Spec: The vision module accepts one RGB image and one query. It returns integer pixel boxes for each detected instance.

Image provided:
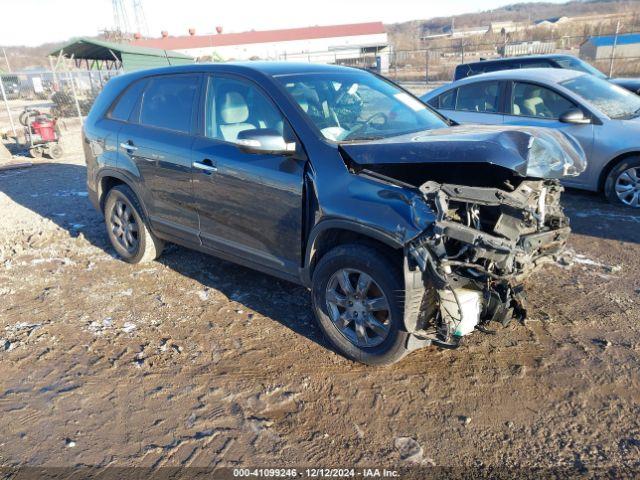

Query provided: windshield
[555,57,608,79]
[276,72,446,142]
[561,74,640,119]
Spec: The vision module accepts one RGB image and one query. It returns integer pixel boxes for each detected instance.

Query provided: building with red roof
[130,22,389,72]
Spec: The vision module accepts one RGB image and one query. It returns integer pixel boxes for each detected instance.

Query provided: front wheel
[103,185,164,263]
[604,157,640,208]
[311,244,409,365]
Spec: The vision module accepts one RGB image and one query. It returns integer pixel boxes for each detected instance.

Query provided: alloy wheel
[109,200,139,253]
[615,167,640,207]
[325,268,391,348]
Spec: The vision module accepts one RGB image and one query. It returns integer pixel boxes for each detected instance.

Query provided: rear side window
[428,89,456,110]
[454,65,472,80]
[109,79,146,122]
[455,81,500,113]
[519,61,552,69]
[140,75,199,133]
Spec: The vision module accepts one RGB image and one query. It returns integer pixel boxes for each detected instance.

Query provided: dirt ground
[0,130,639,477]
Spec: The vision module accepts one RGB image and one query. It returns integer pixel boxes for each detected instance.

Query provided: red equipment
[22,110,63,159]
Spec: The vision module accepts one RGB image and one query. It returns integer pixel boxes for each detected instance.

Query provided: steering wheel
[343,112,388,140]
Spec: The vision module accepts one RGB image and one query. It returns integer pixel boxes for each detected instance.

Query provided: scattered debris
[394,437,424,463]
[593,338,612,349]
[122,322,137,334]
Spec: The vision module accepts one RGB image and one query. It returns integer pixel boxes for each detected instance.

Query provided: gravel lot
[1,131,639,475]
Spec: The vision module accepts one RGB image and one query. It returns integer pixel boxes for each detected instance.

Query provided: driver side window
[510,82,576,119]
[205,76,285,143]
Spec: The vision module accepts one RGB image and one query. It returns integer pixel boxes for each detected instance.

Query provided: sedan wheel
[614,166,640,207]
[325,268,391,348]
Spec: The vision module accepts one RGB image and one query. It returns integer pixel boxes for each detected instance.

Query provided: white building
[131,22,390,72]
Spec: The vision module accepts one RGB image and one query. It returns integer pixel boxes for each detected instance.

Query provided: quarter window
[431,89,456,110]
[139,75,199,133]
[204,76,285,143]
[109,79,146,122]
[510,82,576,118]
[455,82,500,113]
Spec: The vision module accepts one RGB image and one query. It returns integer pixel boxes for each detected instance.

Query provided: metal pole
[65,56,83,122]
[0,76,17,138]
[2,47,11,72]
[609,20,620,78]
[425,50,429,84]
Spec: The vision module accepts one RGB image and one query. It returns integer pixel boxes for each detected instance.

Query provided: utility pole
[425,50,429,84]
[131,0,149,36]
[112,0,131,40]
[609,20,621,78]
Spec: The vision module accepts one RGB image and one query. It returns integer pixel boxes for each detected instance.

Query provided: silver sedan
[421,68,640,207]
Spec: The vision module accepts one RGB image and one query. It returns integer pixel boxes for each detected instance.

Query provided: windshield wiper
[339,135,385,143]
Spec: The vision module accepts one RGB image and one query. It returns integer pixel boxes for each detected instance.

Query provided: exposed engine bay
[337,124,585,348]
[407,178,569,347]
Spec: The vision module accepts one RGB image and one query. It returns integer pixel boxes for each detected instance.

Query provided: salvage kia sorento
[84,63,586,365]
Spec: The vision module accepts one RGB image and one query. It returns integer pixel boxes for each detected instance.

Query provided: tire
[103,185,164,263]
[29,146,43,158]
[47,143,63,159]
[19,111,31,127]
[604,156,640,208]
[311,244,409,365]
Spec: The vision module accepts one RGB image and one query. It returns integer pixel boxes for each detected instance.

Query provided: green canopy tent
[49,37,194,72]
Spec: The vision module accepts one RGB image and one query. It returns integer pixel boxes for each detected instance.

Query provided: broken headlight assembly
[526,134,587,179]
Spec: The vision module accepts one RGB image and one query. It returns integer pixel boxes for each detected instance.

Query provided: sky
[0,0,569,47]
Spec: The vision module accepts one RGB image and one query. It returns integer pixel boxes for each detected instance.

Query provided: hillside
[388,0,640,49]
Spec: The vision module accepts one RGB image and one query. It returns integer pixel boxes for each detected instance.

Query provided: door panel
[122,73,201,241]
[118,125,198,238]
[191,139,305,273]
[191,74,305,275]
[442,109,504,125]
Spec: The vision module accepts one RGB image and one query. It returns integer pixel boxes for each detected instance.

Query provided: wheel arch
[598,151,640,192]
[301,220,404,286]
[96,170,149,220]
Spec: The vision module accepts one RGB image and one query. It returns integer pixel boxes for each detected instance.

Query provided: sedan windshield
[561,74,640,119]
[276,72,446,142]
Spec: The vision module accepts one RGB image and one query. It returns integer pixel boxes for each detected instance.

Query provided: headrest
[220,91,249,124]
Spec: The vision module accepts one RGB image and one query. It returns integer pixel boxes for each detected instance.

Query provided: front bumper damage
[403,178,569,348]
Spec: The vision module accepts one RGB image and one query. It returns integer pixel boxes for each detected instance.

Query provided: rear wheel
[311,244,409,365]
[47,143,63,159]
[605,157,640,208]
[104,185,164,263]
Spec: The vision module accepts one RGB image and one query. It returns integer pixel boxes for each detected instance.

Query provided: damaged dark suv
[84,63,586,365]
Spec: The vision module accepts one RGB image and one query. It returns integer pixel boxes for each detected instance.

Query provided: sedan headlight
[526,134,587,179]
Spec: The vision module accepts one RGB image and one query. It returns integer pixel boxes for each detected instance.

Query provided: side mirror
[236,128,296,155]
[559,108,591,125]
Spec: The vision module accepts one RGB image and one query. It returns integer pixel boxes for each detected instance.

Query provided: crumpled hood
[340,124,586,178]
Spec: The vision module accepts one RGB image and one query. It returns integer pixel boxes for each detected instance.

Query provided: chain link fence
[386,30,640,83]
[1,68,120,150]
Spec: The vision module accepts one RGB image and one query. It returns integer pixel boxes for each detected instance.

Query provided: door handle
[120,142,138,151]
[192,159,217,174]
